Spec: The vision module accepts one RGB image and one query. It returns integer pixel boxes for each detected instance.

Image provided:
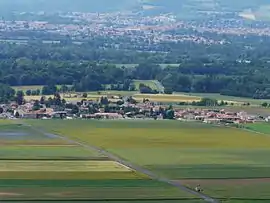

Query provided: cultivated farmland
[0,120,199,201]
[26,119,270,202]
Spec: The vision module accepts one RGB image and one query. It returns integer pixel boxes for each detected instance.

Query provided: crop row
[0,171,147,180]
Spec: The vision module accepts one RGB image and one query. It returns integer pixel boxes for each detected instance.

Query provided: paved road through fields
[27,124,219,203]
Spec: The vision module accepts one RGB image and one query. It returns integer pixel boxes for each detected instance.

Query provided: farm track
[25,124,219,203]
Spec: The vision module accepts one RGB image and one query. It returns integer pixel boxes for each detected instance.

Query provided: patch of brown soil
[46,192,76,197]
[174,178,270,186]
[0,192,23,196]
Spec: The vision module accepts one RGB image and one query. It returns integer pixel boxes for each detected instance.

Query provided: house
[203,118,220,124]
[81,113,123,119]
[94,113,123,119]
[21,108,54,119]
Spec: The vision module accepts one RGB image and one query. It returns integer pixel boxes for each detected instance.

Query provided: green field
[0,120,198,201]
[133,80,164,92]
[245,122,270,134]
[13,84,270,107]
[133,93,200,102]
[179,92,270,105]
[12,85,43,92]
[25,119,270,202]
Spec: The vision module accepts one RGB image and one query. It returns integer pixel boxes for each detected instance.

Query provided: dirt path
[26,124,219,203]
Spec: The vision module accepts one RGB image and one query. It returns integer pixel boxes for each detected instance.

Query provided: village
[0,92,266,126]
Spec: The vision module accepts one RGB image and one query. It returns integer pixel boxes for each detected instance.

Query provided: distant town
[0,11,270,48]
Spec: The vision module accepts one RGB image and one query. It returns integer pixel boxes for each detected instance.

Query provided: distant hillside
[142,0,270,12]
[0,0,270,20]
[0,0,138,13]
[140,0,270,20]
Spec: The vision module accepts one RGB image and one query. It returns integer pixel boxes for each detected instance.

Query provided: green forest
[1,31,270,99]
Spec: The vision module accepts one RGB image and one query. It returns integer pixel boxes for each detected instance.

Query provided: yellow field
[0,160,131,172]
[133,93,201,102]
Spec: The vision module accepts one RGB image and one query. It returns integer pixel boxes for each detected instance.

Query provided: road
[28,124,220,203]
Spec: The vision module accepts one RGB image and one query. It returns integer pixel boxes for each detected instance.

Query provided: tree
[32,100,40,111]
[165,109,175,119]
[104,105,110,113]
[36,89,41,95]
[26,90,32,96]
[0,84,15,103]
[100,96,109,105]
[82,93,88,98]
[53,93,62,106]
[16,91,24,105]
[219,100,225,106]
[45,97,53,107]
[71,105,79,114]
[15,111,20,118]
[40,96,46,104]
[198,98,218,106]
[123,79,132,91]
[129,83,136,91]
[31,90,37,95]
[60,85,69,93]
[262,102,268,107]
[42,84,57,95]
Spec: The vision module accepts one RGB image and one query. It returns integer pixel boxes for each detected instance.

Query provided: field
[12,84,270,107]
[115,64,180,69]
[179,92,270,105]
[24,119,270,203]
[12,85,43,92]
[0,120,200,201]
[245,122,270,134]
[133,80,164,92]
[133,93,200,103]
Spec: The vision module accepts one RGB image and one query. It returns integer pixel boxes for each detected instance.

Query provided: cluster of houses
[0,96,264,125]
[175,109,257,124]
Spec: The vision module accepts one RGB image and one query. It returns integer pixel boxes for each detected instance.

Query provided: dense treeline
[2,33,270,63]
[0,84,15,103]
[1,33,270,98]
[1,57,270,98]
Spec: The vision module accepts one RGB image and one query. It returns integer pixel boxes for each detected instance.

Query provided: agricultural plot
[0,120,198,201]
[245,122,270,135]
[12,85,43,92]
[178,92,270,105]
[134,93,200,103]
[133,80,164,92]
[27,119,270,202]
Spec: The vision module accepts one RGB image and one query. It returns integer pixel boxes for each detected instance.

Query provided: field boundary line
[26,123,219,203]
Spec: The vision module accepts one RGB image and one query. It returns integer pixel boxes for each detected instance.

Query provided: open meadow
[179,92,270,106]
[25,119,270,203]
[245,122,270,135]
[0,120,199,201]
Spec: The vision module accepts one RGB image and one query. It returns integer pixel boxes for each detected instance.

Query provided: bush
[26,90,32,96]
[82,93,88,98]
